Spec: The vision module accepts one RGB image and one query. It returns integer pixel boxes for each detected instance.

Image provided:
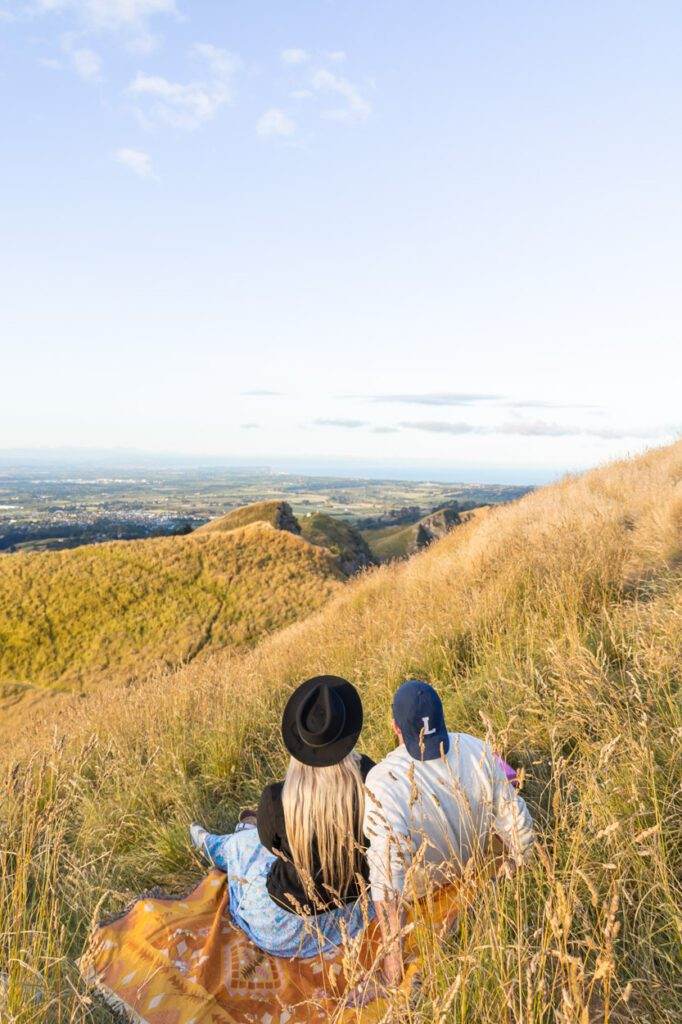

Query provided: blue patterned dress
[203,824,374,958]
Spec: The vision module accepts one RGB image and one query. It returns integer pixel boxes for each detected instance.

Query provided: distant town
[0,462,532,555]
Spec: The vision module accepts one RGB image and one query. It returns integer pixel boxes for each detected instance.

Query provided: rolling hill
[1,442,680,1022]
[0,518,342,696]
[362,503,490,560]
[193,499,301,536]
[298,510,377,575]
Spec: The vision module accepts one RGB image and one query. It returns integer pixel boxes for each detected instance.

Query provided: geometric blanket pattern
[79,869,463,1024]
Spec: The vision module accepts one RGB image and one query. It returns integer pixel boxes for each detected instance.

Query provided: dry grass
[0,522,342,695]
[0,441,680,1022]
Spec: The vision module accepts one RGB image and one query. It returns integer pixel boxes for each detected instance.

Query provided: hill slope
[363,503,489,560]
[1,442,680,1022]
[193,499,301,536]
[298,511,377,575]
[0,521,342,694]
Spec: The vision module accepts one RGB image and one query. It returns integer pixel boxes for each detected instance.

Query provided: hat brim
[282,675,363,767]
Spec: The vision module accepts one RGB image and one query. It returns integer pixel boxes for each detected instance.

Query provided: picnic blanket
[79,869,465,1024]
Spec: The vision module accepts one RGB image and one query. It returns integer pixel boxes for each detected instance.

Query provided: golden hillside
[193,499,300,536]
[0,520,342,696]
[363,503,490,560]
[1,442,680,1022]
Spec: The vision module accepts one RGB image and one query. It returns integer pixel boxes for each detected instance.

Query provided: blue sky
[1,1,680,483]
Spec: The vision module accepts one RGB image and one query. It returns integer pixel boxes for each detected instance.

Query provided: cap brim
[282,675,363,767]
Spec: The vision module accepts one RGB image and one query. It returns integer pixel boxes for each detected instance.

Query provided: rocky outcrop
[298,513,377,577]
[415,507,462,549]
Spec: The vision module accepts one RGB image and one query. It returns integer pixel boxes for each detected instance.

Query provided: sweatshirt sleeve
[362,768,411,903]
[489,750,534,864]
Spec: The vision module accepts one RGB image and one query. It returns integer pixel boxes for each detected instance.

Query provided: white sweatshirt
[363,732,534,902]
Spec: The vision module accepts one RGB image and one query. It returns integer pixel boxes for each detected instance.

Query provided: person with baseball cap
[362,679,534,988]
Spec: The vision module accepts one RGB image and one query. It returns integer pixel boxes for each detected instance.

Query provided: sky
[1,1,680,484]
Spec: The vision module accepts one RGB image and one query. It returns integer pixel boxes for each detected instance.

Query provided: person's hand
[497,858,517,880]
[382,949,404,986]
[345,977,389,1009]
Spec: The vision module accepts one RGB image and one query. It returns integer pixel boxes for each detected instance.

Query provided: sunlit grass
[0,441,680,1021]
[0,521,342,694]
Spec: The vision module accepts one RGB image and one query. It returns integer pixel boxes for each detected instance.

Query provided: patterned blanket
[79,869,464,1024]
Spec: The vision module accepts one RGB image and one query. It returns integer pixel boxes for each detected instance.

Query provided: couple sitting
[189,674,534,993]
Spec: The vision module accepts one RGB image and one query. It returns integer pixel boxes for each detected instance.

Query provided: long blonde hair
[282,751,365,901]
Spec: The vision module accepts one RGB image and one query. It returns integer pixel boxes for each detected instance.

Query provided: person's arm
[363,773,410,982]
[488,748,534,866]
[374,897,405,984]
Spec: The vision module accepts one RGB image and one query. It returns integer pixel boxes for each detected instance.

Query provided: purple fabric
[495,754,518,786]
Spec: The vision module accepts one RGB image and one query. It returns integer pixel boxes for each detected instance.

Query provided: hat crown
[282,675,363,768]
[296,681,346,748]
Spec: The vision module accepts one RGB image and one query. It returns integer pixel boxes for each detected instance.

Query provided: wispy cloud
[57,31,102,80]
[497,420,675,440]
[256,108,295,138]
[241,422,260,430]
[400,419,674,440]
[281,48,309,65]
[115,147,155,179]
[371,426,400,434]
[290,89,312,100]
[372,392,502,406]
[241,389,283,397]
[70,45,101,79]
[503,400,599,411]
[36,0,177,31]
[128,44,240,129]
[400,421,478,435]
[325,50,347,63]
[314,418,368,428]
[35,0,176,53]
[311,68,370,122]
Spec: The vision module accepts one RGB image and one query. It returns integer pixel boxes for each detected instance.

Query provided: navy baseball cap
[392,680,450,761]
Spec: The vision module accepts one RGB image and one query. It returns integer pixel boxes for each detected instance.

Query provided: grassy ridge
[298,511,376,573]
[193,499,300,535]
[362,505,489,561]
[0,442,680,1022]
[0,522,341,693]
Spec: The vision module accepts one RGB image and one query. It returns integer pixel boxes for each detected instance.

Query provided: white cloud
[281,48,309,65]
[372,392,501,406]
[256,107,295,137]
[70,46,101,79]
[115,147,155,178]
[125,31,158,55]
[314,418,367,428]
[36,0,177,31]
[398,419,673,440]
[128,44,240,129]
[311,68,370,122]
[34,0,176,55]
[290,89,312,100]
[57,32,102,80]
[325,50,347,63]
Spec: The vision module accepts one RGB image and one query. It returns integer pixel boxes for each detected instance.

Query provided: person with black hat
[361,679,534,990]
[189,675,376,958]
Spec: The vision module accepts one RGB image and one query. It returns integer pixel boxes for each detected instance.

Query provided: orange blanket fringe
[80,869,463,1024]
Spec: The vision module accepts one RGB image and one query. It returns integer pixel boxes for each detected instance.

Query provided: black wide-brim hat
[281,675,363,768]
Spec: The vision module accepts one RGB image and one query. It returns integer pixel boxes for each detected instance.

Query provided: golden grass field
[0,441,680,1022]
[0,520,342,696]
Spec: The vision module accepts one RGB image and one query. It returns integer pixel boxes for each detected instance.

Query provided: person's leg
[189,820,257,870]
